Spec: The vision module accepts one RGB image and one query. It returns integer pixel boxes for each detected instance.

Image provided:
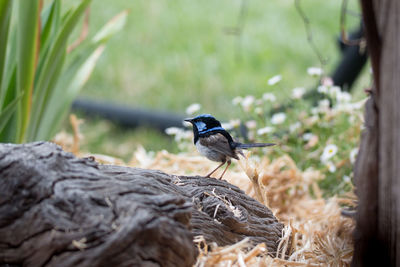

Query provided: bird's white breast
[195,141,222,162]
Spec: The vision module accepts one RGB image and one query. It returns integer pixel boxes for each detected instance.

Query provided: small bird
[185,114,275,179]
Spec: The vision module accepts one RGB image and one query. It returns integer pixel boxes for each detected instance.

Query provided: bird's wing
[199,133,239,160]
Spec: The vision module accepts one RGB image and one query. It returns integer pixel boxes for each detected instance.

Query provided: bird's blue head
[184,114,225,140]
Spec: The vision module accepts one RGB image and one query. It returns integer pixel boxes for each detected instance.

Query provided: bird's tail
[234,142,276,149]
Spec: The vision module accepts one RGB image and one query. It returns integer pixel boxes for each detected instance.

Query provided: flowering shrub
[167,68,366,195]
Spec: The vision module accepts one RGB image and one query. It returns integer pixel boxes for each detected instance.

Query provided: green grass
[65,0,366,159]
[73,116,178,161]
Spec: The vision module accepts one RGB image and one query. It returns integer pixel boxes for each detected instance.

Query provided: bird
[184,114,275,179]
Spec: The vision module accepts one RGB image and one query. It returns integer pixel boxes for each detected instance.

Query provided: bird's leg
[206,161,226,178]
[219,160,231,180]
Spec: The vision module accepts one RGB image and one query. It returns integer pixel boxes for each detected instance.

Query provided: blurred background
[65,0,368,160]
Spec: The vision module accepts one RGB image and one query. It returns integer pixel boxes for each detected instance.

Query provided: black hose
[71,98,185,131]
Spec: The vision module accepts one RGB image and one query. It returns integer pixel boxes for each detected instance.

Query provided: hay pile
[129,148,356,266]
[54,116,356,266]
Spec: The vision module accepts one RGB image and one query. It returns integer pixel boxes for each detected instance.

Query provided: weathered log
[0,142,283,267]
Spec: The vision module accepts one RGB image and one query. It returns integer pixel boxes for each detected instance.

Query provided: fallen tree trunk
[0,142,283,267]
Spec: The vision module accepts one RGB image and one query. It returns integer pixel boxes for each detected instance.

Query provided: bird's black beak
[184,118,193,123]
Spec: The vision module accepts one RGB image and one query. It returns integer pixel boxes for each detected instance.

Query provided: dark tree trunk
[0,142,283,267]
[353,0,400,266]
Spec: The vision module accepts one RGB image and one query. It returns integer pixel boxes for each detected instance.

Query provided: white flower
[229,119,241,128]
[255,99,264,105]
[289,122,301,132]
[318,99,330,109]
[181,130,193,140]
[302,132,314,141]
[320,144,338,162]
[257,126,274,135]
[307,67,323,76]
[329,86,341,97]
[311,107,319,115]
[292,87,306,99]
[267,75,282,86]
[245,120,257,129]
[336,91,352,103]
[165,127,181,135]
[221,122,233,130]
[232,96,243,106]
[185,103,201,115]
[241,95,255,111]
[248,131,255,141]
[350,148,358,164]
[262,93,276,102]
[271,112,286,125]
[322,77,334,86]
[305,115,319,125]
[317,85,328,94]
[166,127,191,142]
[254,107,263,115]
[326,161,337,173]
[335,102,351,112]
[343,175,351,183]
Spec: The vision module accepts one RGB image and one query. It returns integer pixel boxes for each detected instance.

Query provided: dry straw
[54,117,356,266]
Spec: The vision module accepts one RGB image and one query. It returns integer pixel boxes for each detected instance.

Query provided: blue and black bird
[185,114,275,179]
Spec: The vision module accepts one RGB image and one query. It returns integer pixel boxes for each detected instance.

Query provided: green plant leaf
[40,0,60,47]
[38,10,128,140]
[38,45,106,140]
[0,0,12,94]
[0,29,18,142]
[16,0,40,142]
[0,0,125,143]
[92,10,128,44]
[29,0,91,141]
[2,65,16,111]
[0,28,16,106]
[36,0,61,79]
[0,92,22,134]
[0,66,17,141]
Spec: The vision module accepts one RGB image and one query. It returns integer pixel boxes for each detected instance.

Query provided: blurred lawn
[74,117,179,161]
[66,0,366,158]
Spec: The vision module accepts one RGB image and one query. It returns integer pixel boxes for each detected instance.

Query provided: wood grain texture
[377,0,400,265]
[352,97,381,266]
[354,0,400,266]
[0,142,283,267]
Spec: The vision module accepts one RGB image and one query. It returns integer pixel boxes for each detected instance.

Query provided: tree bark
[353,0,400,266]
[0,142,283,267]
